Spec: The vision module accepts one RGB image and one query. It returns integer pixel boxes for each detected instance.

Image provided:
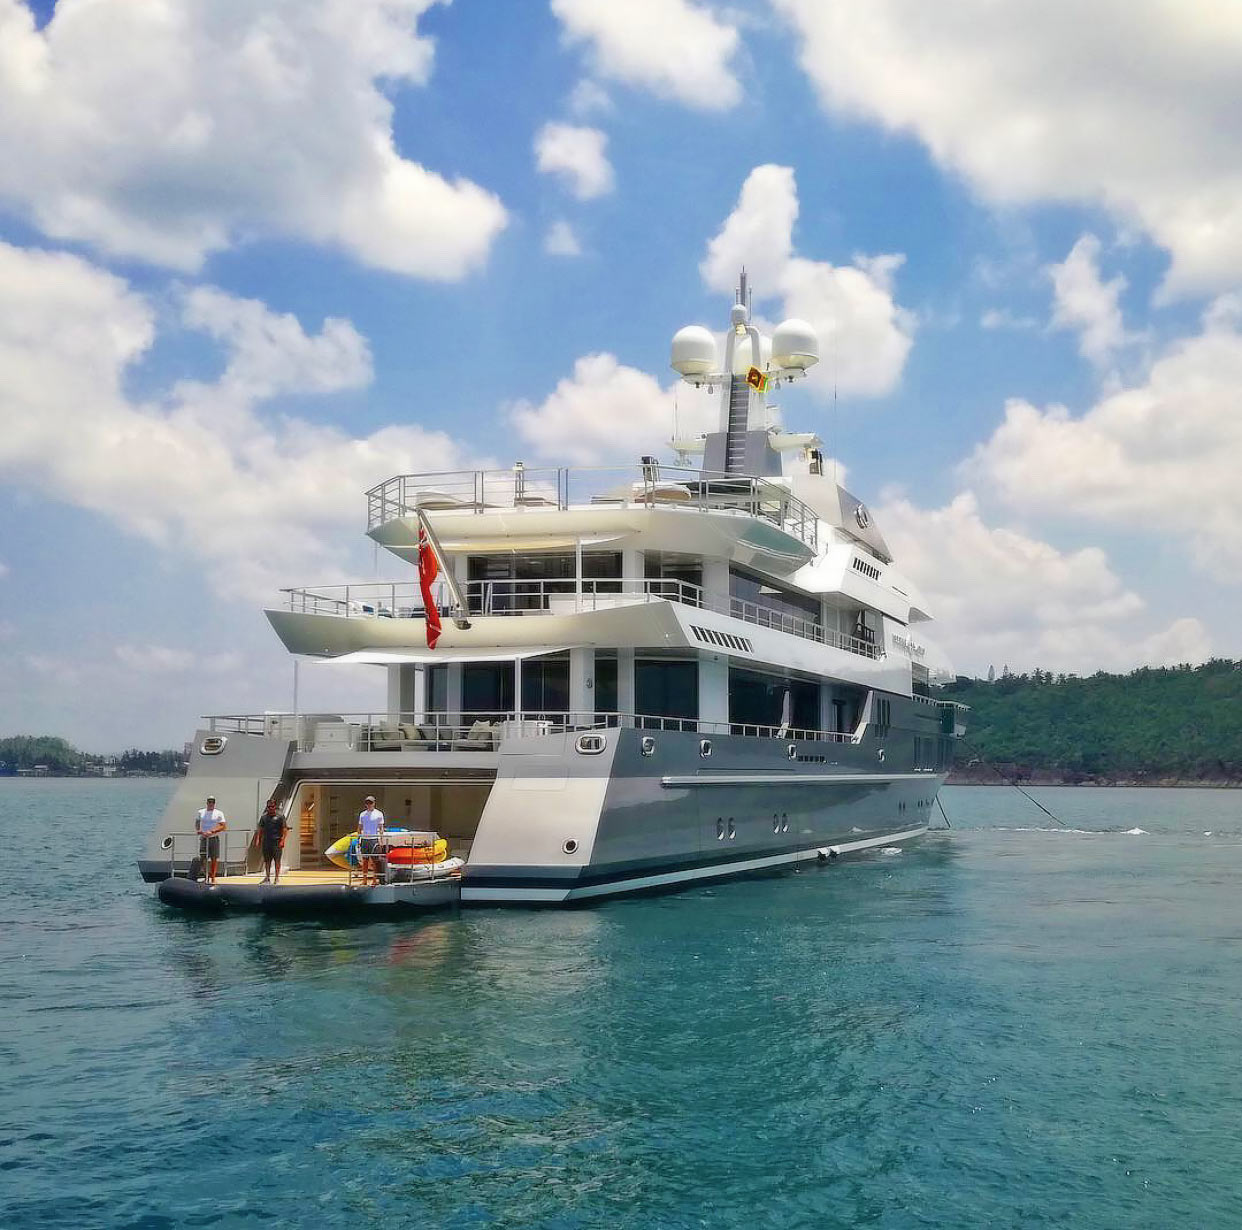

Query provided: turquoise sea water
[2,780,1242,1228]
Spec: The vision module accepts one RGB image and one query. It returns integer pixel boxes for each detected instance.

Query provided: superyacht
[141,273,965,909]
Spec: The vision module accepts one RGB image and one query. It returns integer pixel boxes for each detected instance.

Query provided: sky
[2,0,1240,750]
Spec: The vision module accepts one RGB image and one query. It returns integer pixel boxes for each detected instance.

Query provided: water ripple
[2,781,1242,1227]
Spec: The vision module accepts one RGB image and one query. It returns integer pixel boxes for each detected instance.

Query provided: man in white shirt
[195,796,227,884]
[356,795,385,886]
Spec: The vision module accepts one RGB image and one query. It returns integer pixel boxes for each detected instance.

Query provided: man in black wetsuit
[252,799,289,884]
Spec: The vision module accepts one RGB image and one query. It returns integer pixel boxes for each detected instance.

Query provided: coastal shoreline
[948,773,1241,789]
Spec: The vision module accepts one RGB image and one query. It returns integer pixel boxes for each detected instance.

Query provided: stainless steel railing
[166,829,253,879]
[280,577,702,618]
[204,710,864,752]
[279,576,882,660]
[364,464,820,552]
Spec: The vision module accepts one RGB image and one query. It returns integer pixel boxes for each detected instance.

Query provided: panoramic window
[426,664,449,716]
[594,653,618,719]
[644,551,703,602]
[635,658,698,725]
[729,667,819,732]
[462,662,513,719]
[467,551,621,611]
[828,685,866,734]
[729,567,821,632]
[521,652,569,718]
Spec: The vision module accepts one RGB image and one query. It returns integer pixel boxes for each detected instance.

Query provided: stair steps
[724,376,749,473]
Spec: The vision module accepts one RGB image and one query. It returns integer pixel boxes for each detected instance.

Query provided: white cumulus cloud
[551,0,740,111]
[544,220,584,257]
[507,352,716,466]
[0,241,481,600]
[773,0,1242,298]
[1048,234,1130,368]
[179,285,372,404]
[0,0,507,277]
[534,123,615,200]
[878,491,1211,675]
[568,78,613,116]
[968,296,1242,580]
[702,165,915,398]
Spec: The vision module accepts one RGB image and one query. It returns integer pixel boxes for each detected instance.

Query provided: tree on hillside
[0,735,89,773]
[943,659,1242,781]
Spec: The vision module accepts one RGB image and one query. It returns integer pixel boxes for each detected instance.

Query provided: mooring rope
[934,794,952,829]
[961,742,1070,828]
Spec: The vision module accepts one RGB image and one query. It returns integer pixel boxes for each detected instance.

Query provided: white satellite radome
[772,318,820,371]
[670,325,718,377]
[729,329,771,376]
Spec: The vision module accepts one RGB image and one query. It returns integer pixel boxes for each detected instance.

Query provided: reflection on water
[3,781,1242,1228]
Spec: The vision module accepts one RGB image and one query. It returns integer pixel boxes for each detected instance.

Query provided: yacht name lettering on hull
[891,634,926,659]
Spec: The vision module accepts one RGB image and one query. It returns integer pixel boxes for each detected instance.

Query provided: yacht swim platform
[155,867,462,914]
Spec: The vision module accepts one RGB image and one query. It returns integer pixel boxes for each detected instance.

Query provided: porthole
[562,839,579,855]
[200,735,227,755]
[160,835,174,850]
[575,733,606,755]
[781,814,789,833]
[787,743,798,760]
[699,739,712,758]
[716,818,725,841]
[640,736,656,757]
[877,748,885,762]
[772,813,780,834]
[727,817,736,840]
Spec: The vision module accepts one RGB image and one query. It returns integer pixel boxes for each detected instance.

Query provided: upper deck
[365,464,820,569]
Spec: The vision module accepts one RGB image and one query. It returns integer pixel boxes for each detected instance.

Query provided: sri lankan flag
[746,366,768,392]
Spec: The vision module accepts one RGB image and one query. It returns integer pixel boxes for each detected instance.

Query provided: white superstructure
[141,274,964,905]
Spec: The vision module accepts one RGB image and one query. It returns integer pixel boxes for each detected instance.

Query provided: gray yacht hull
[140,699,952,904]
[461,724,943,903]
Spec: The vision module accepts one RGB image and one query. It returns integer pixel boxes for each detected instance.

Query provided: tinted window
[635,659,698,722]
[594,655,618,717]
[729,567,820,628]
[522,653,569,717]
[462,662,513,719]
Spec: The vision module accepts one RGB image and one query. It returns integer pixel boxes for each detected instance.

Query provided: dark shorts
[261,839,282,861]
[359,836,382,859]
[199,834,220,859]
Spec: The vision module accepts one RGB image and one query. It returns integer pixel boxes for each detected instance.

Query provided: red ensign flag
[418,526,441,649]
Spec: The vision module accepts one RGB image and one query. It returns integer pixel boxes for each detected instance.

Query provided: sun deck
[365,463,821,552]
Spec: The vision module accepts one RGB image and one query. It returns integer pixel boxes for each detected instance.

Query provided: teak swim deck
[156,868,461,914]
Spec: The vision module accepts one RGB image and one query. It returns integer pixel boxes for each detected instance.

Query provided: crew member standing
[195,796,227,884]
[252,799,289,885]
[357,795,385,886]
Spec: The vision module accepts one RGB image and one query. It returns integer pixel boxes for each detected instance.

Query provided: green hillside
[942,659,1242,782]
[0,735,186,776]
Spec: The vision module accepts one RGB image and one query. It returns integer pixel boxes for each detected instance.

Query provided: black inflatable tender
[157,877,228,912]
[155,875,458,915]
